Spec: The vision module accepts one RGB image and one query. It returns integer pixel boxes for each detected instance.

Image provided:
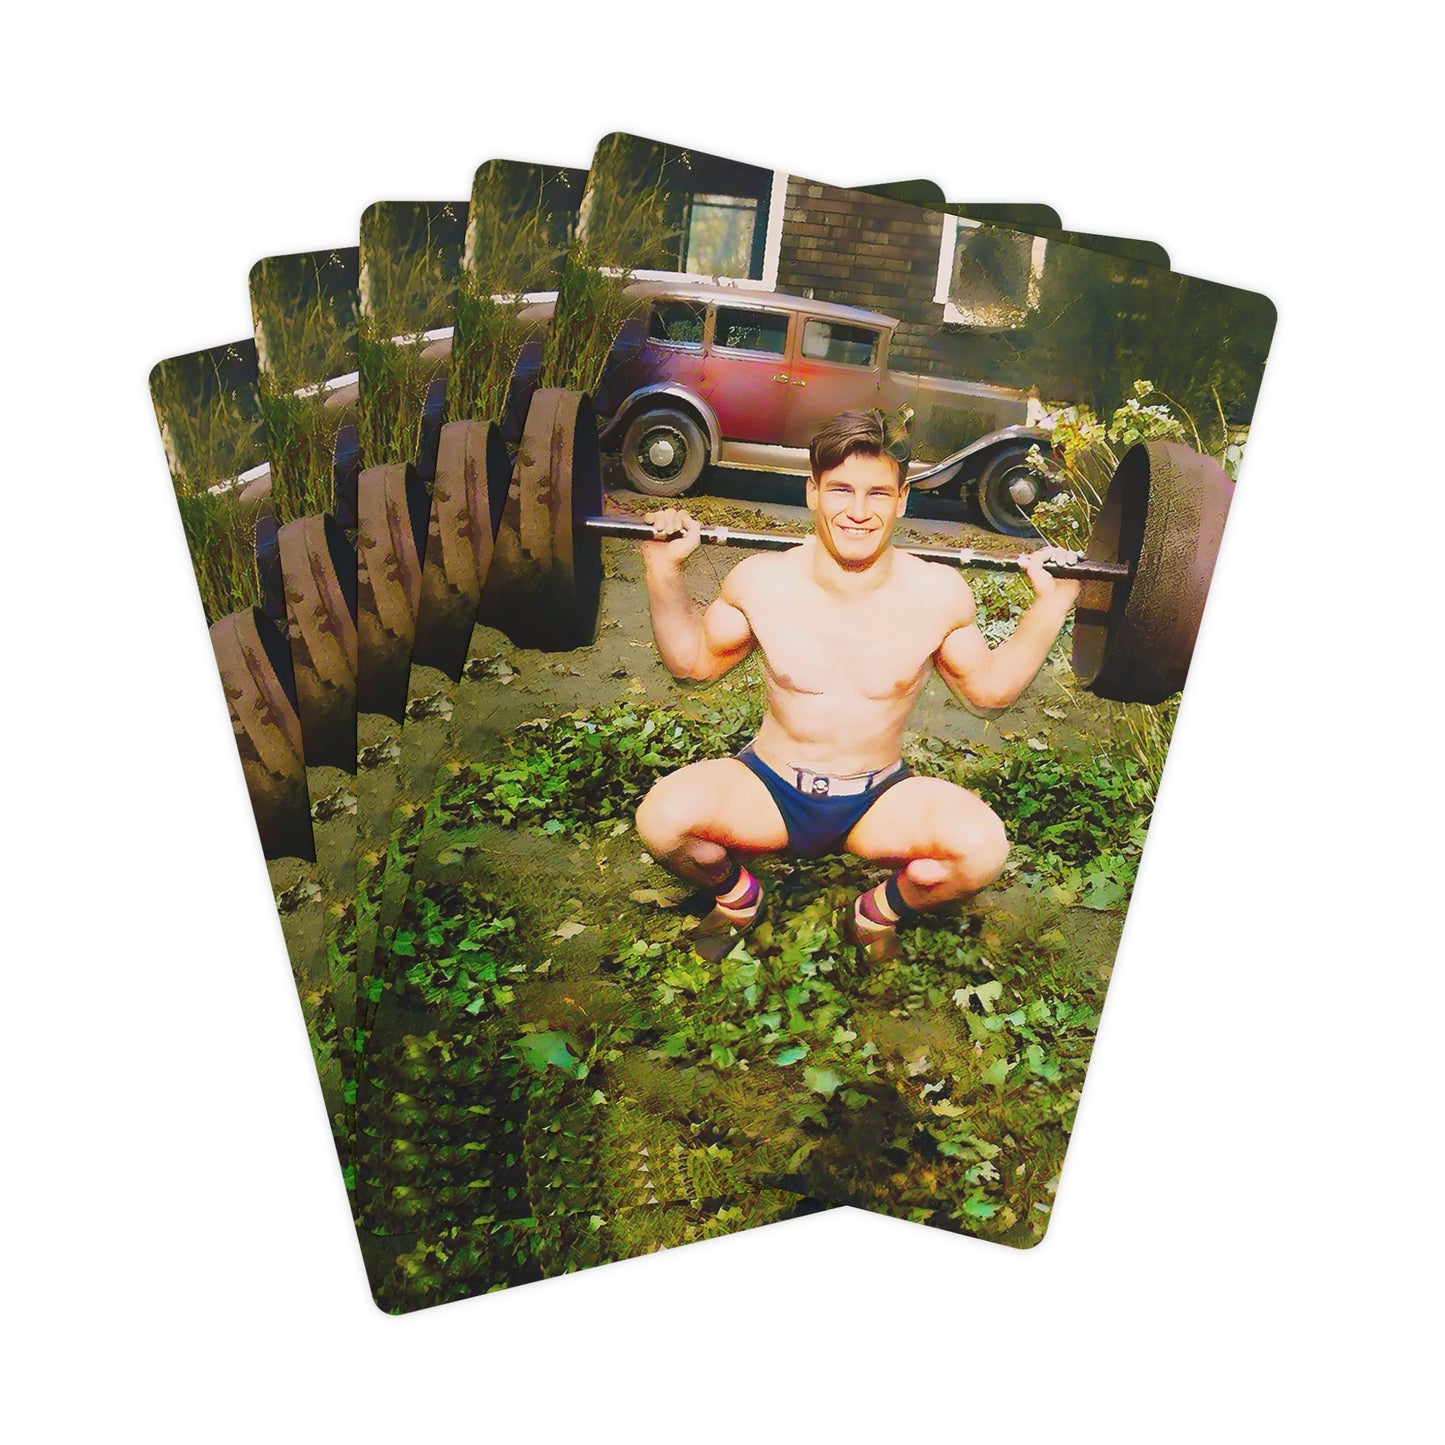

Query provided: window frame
[799,317,884,371]
[624,170,790,290]
[645,298,709,353]
[708,303,794,360]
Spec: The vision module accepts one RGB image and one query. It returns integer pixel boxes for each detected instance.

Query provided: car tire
[620,408,709,497]
[974,444,1045,538]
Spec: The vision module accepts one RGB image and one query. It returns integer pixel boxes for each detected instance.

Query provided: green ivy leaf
[804,1066,844,1098]
[513,1031,581,1075]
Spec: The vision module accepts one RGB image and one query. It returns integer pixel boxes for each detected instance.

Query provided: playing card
[248,248,363,1154]
[149,340,351,1174]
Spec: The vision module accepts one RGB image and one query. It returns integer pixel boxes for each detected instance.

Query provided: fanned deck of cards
[149,133,1275,1313]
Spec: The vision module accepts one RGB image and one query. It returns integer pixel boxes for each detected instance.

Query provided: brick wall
[768,179,1270,421]
[775,179,947,375]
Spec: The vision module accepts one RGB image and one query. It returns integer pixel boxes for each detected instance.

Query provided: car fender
[910,424,1054,491]
[600,383,722,458]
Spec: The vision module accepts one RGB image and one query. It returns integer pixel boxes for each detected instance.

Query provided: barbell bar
[579,514,1131,584]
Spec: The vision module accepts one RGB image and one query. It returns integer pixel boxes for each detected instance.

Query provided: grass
[538,136,684,395]
[250,251,357,516]
[250,251,357,393]
[446,161,580,424]
[174,490,263,623]
[256,385,347,521]
[358,202,464,466]
[356,334,440,472]
[446,289,543,429]
[150,347,266,622]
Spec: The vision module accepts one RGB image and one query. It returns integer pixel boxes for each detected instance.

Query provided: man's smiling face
[806,451,909,569]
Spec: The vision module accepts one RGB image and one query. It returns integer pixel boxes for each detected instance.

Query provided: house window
[934,217,1047,329]
[622,161,787,290]
[801,320,880,368]
[713,307,789,355]
[685,195,759,278]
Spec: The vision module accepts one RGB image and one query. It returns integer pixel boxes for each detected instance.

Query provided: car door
[782,317,886,446]
[701,303,794,444]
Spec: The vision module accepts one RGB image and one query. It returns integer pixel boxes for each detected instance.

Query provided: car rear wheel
[974,445,1045,538]
[620,408,708,497]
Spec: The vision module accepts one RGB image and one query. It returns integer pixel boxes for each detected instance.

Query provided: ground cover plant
[349,662,1163,1309]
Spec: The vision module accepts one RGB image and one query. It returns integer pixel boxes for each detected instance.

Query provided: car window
[712,307,789,355]
[648,300,706,348]
[801,320,880,368]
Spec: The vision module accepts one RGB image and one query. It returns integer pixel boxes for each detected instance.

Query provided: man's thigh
[844,776,1002,864]
[647,758,790,854]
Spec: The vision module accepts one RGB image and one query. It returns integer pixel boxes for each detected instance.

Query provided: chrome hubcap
[1008,474,1038,508]
[637,424,689,482]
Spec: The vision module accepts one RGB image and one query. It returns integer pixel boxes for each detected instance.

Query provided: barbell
[459,390,1234,706]
[468,390,1236,705]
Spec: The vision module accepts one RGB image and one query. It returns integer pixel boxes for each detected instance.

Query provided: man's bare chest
[748,600,939,702]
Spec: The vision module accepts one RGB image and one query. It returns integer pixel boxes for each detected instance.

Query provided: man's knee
[938,805,1009,889]
[635,773,697,851]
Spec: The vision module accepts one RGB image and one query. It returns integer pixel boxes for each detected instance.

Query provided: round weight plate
[210,608,314,860]
[1073,440,1233,705]
[356,463,428,719]
[427,422,485,604]
[479,389,603,651]
[413,420,513,680]
[278,513,359,771]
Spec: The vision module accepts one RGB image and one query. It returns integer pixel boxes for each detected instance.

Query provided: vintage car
[417,284,1062,536]
[582,283,1059,536]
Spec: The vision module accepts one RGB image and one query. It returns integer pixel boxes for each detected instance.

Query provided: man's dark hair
[808,408,911,487]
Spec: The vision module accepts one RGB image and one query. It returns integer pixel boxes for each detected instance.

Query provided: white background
[4,3,1439,1439]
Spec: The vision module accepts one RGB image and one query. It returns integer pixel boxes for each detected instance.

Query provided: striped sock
[713,863,762,924]
[855,873,920,932]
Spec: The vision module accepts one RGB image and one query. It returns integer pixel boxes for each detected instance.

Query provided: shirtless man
[634,408,1082,965]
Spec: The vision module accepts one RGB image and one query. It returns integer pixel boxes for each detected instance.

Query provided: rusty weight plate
[412,420,512,680]
[356,462,429,719]
[278,513,358,771]
[210,607,315,860]
[1073,440,1233,705]
[478,389,603,651]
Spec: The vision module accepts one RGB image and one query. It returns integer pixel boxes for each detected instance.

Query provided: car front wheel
[974,445,1045,538]
[620,408,709,497]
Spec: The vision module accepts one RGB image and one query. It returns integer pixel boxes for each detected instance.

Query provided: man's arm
[934,546,1082,712]
[641,507,756,681]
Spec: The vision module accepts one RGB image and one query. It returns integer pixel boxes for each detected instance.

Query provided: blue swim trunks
[737,743,913,857]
